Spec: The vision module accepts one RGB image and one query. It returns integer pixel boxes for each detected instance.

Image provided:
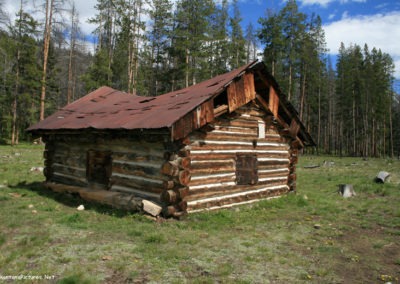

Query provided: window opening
[236,154,258,185]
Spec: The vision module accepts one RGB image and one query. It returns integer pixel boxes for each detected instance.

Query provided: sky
[3,0,400,91]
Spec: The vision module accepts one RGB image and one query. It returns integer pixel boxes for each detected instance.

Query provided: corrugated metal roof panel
[28,61,257,132]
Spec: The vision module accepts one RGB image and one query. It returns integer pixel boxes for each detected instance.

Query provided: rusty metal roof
[28,61,257,132]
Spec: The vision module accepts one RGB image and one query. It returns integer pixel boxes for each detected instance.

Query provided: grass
[0,144,400,283]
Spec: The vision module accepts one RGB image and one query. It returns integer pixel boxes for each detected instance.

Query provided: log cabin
[27,61,314,217]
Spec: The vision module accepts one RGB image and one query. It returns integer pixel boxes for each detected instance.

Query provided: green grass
[0,144,400,283]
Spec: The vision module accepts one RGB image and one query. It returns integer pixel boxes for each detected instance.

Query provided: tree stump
[338,184,356,198]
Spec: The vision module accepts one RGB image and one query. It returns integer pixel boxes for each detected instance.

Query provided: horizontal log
[56,140,166,153]
[234,108,268,117]
[206,130,259,139]
[190,165,235,176]
[189,173,236,187]
[112,151,164,163]
[45,182,145,211]
[257,176,288,183]
[113,159,161,169]
[213,104,228,116]
[258,158,290,165]
[52,153,86,166]
[52,163,86,179]
[188,139,289,149]
[190,152,289,161]
[51,172,88,187]
[190,132,287,144]
[213,125,257,135]
[258,168,289,175]
[110,185,161,200]
[190,149,289,155]
[189,143,290,152]
[217,117,260,127]
[110,173,166,191]
[112,160,162,179]
[187,185,289,211]
[190,159,235,169]
[188,195,281,213]
[187,179,288,200]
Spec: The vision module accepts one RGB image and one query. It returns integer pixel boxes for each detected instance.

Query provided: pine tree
[85,0,117,90]
[229,0,245,69]
[171,0,215,88]
[209,0,229,76]
[244,22,257,63]
[146,0,173,96]
[258,9,285,77]
[8,5,41,144]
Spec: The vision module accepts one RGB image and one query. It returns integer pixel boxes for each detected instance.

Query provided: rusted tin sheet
[28,62,257,133]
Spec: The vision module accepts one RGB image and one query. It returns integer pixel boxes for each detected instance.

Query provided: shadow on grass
[9,181,133,218]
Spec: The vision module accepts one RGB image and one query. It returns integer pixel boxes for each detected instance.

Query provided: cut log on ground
[375,171,390,183]
[338,184,356,198]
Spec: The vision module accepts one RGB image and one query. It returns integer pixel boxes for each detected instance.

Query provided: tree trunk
[389,94,394,158]
[11,45,21,146]
[67,3,76,105]
[40,0,54,121]
[288,63,292,100]
[352,91,356,155]
[299,64,306,120]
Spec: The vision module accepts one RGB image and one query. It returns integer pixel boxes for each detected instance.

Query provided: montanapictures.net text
[0,274,56,280]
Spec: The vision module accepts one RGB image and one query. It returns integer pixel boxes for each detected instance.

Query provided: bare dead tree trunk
[67,2,77,105]
[40,0,54,121]
[299,64,306,120]
[288,63,292,100]
[317,86,321,150]
[352,91,356,155]
[11,3,23,146]
[389,93,394,158]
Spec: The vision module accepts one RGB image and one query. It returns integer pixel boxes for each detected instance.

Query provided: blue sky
[4,0,400,91]
[238,0,400,91]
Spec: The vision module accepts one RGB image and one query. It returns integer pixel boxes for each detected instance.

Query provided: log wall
[43,134,169,203]
[42,102,299,216]
[183,102,294,213]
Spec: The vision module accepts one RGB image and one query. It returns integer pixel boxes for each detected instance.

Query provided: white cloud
[4,0,98,36]
[301,0,334,7]
[324,11,400,78]
[300,0,366,6]
[341,10,349,19]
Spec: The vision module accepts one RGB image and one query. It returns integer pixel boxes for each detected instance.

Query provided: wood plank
[244,72,256,102]
[269,87,279,117]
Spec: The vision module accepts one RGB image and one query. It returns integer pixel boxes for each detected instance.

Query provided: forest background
[0,0,399,158]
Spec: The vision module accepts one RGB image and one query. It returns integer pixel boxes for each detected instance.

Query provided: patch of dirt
[332,225,400,283]
[104,270,149,284]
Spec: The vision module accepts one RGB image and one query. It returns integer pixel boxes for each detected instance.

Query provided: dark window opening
[87,150,112,188]
[213,91,228,108]
[236,154,258,185]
